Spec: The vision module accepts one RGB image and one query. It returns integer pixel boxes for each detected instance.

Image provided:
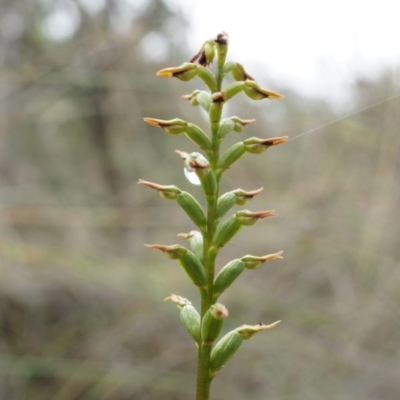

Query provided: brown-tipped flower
[244,80,284,100]
[241,251,284,269]
[165,294,201,345]
[138,179,181,200]
[146,244,206,287]
[190,40,216,66]
[233,187,264,205]
[236,210,278,226]
[231,62,255,81]
[143,117,187,135]
[216,187,264,219]
[156,62,198,81]
[217,115,255,140]
[231,116,256,132]
[182,90,201,104]
[243,136,289,154]
[178,230,203,261]
[164,294,191,307]
[145,244,187,259]
[182,90,211,111]
[238,321,281,339]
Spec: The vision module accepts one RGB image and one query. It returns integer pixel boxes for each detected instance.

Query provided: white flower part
[184,166,201,185]
[183,152,209,186]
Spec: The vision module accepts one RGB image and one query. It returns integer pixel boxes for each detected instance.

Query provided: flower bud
[222,60,236,75]
[203,41,216,65]
[145,244,186,259]
[181,303,201,344]
[197,65,217,92]
[243,136,288,154]
[178,230,203,262]
[176,192,207,231]
[217,116,255,140]
[213,259,245,300]
[156,62,198,82]
[180,250,207,287]
[165,294,201,345]
[145,244,206,287]
[244,80,284,100]
[241,251,283,269]
[216,191,237,219]
[182,90,201,106]
[184,123,211,151]
[230,62,255,81]
[143,118,187,135]
[212,214,242,249]
[216,187,263,219]
[233,187,264,206]
[210,321,281,376]
[190,40,216,67]
[182,91,211,112]
[217,142,246,172]
[176,151,217,195]
[137,179,181,200]
[235,210,277,226]
[224,81,245,100]
[232,116,256,132]
[201,303,228,344]
[237,321,281,339]
[217,118,235,140]
[210,329,243,377]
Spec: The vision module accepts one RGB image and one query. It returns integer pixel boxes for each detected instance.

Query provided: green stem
[196,49,226,400]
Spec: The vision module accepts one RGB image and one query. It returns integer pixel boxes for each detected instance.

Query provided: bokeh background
[0,1,399,399]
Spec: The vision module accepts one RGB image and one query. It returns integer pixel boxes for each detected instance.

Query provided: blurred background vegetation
[0,0,399,399]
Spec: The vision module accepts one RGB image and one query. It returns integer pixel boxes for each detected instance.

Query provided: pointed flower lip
[144,118,187,135]
[143,118,187,128]
[231,117,256,127]
[137,179,180,192]
[245,136,289,146]
[234,187,264,198]
[238,321,281,339]
[244,80,284,100]
[181,90,201,100]
[243,136,289,153]
[175,150,189,160]
[156,62,198,79]
[177,230,200,240]
[138,179,181,199]
[144,243,187,259]
[241,251,284,269]
[244,251,284,263]
[164,294,191,307]
[237,210,278,219]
